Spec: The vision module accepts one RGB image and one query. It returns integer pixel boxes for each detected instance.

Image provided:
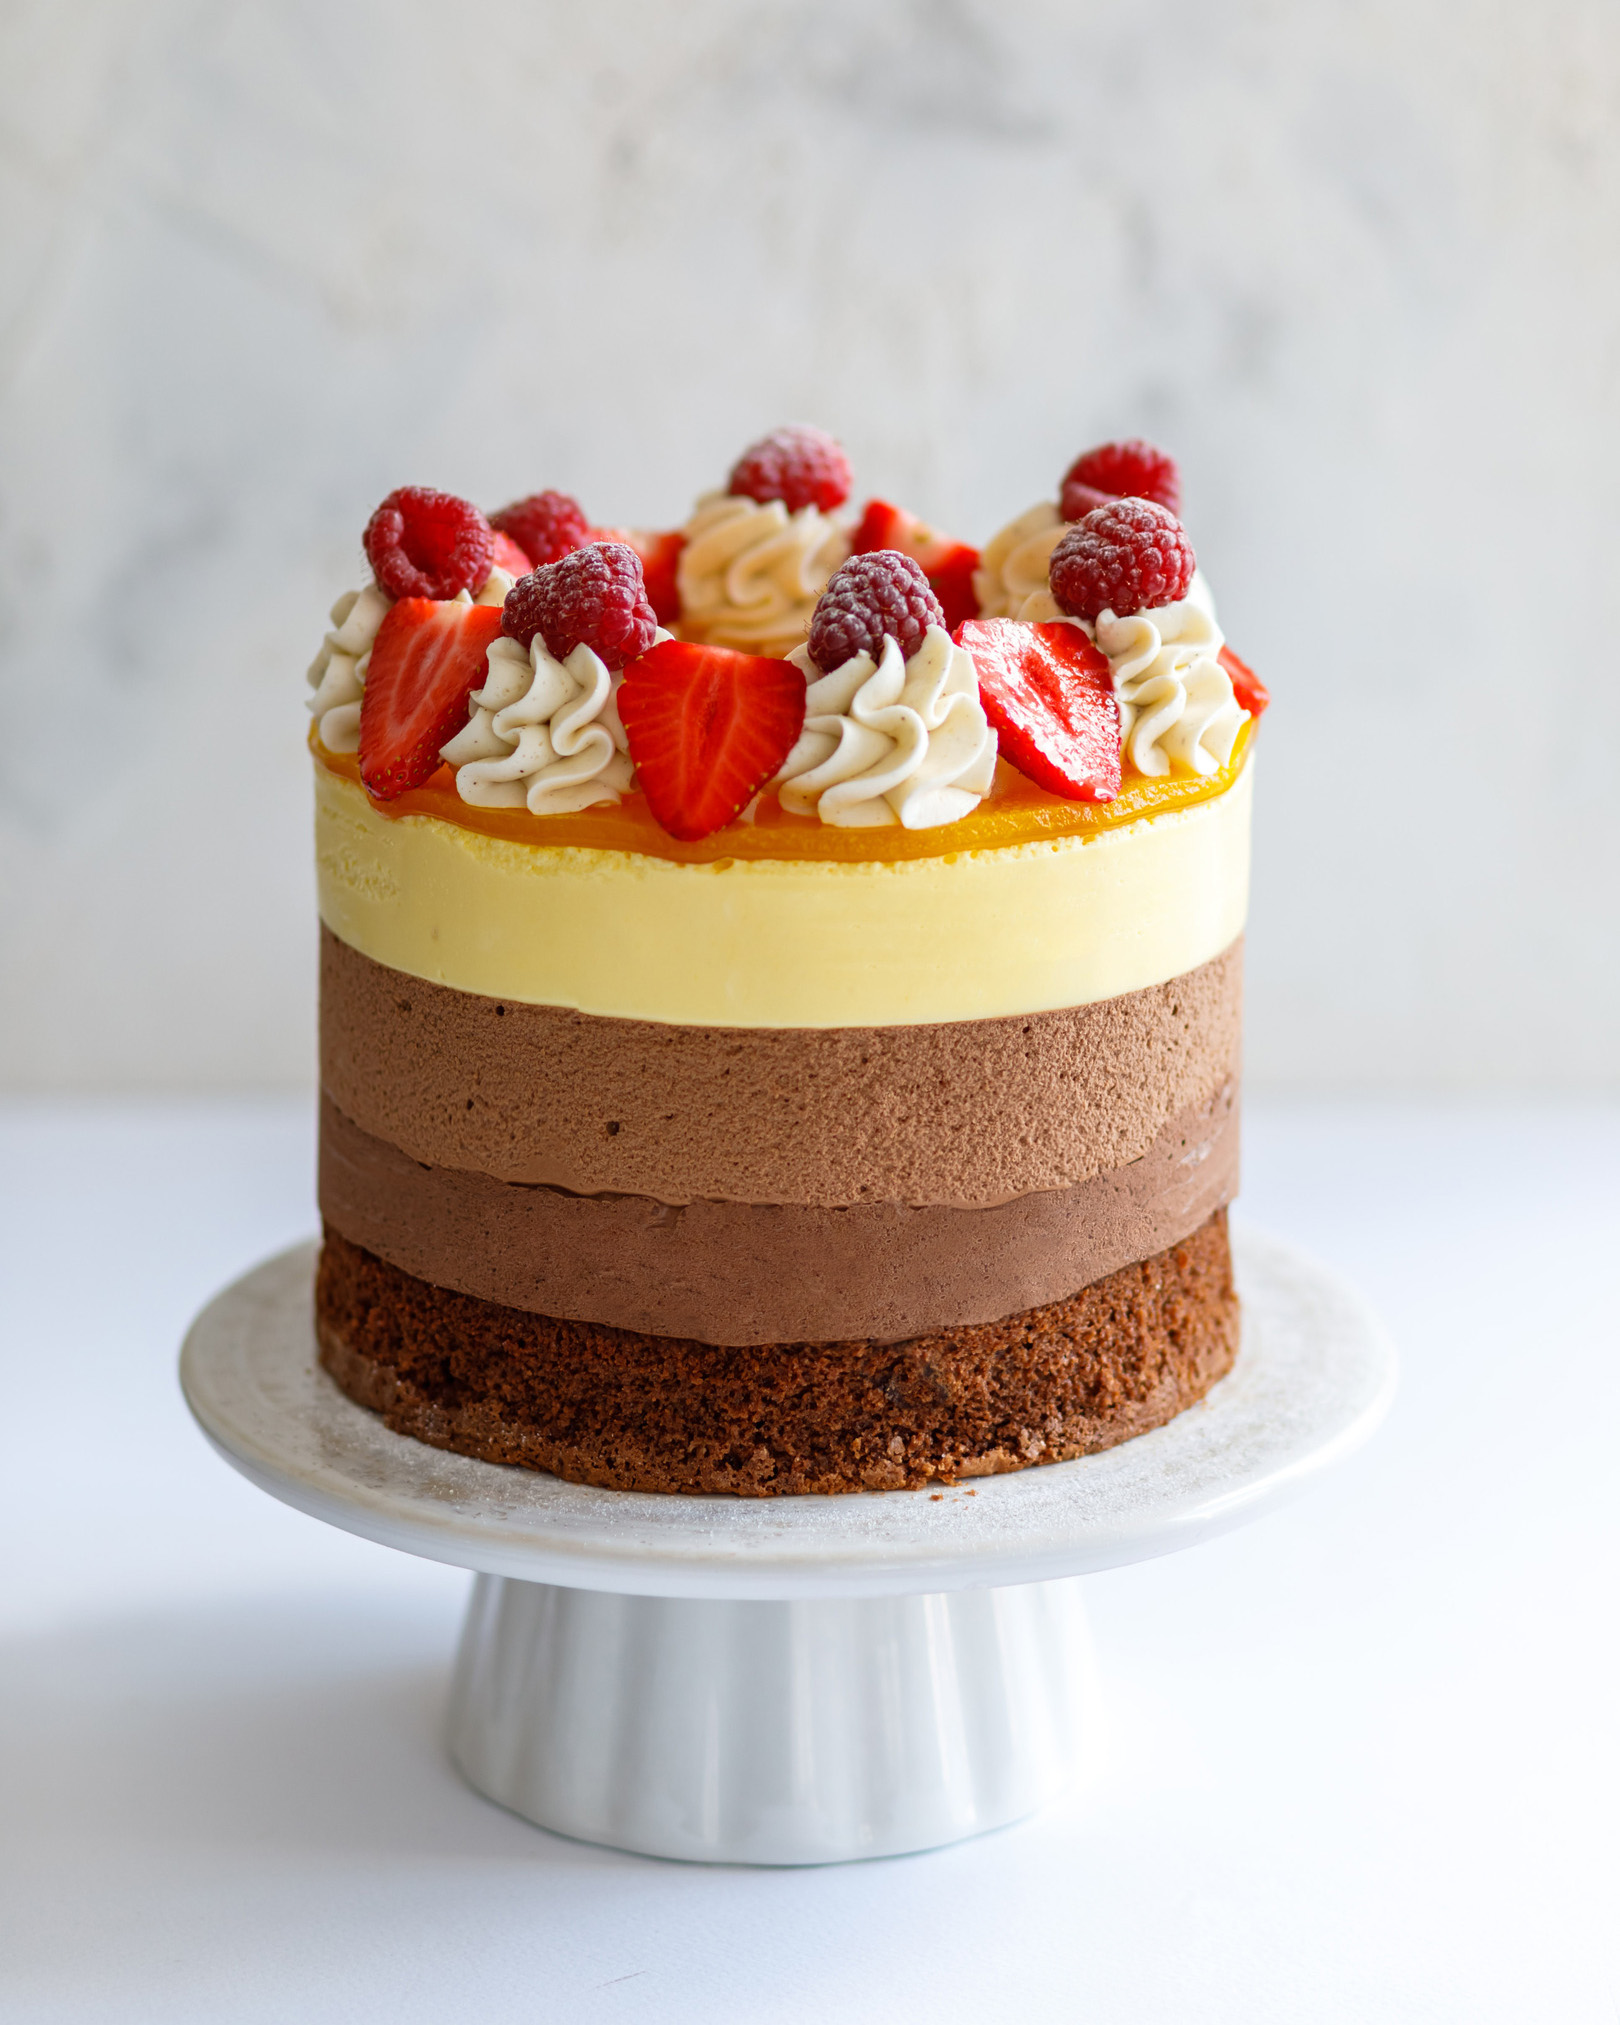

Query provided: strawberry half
[1218,643,1269,718]
[358,598,505,802]
[489,529,534,577]
[851,499,981,632]
[595,526,685,625]
[618,640,806,841]
[959,618,1120,802]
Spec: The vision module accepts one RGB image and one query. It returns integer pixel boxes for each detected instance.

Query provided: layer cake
[306,430,1266,1494]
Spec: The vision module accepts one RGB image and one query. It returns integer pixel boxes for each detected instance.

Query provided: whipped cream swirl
[676,493,848,657]
[440,624,647,815]
[972,500,1066,620]
[774,625,996,829]
[307,571,513,754]
[1092,597,1246,777]
[306,585,390,753]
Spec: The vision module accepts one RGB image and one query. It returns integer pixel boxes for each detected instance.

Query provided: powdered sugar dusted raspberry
[807,551,944,673]
[1048,499,1196,622]
[489,490,591,569]
[1059,440,1181,523]
[727,425,852,514]
[500,542,658,670]
[363,487,494,601]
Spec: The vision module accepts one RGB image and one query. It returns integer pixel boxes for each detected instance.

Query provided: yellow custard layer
[314,754,1253,1027]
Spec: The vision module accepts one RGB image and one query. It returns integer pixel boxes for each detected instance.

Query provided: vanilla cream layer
[314,762,1252,1027]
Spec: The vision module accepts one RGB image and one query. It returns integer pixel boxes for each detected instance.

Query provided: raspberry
[807,551,944,673]
[488,489,591,569]
[1059,439,1181,523]
[727,425,852,514]
[363,486,494,602]
[500,542,658,670]
[1058,481,1114,521]
[1047,499,1196,622]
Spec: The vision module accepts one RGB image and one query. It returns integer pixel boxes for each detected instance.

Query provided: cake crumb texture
[314,1211,1240,1496]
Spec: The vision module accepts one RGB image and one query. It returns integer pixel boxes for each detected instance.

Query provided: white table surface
[2,1097,1616,2023]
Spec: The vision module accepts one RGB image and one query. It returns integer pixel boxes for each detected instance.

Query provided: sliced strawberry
[489,529,534,577]
[851,498,981,632]
[631,530,685,626]
[594,526,685,626]
[618,640,806,841]
[358,599,505,802]
[959,618,1120,802]
[927,545,981,633]
[850,499,909,554]
[1219,643,1269,718]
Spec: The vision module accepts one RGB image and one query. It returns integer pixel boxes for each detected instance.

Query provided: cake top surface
[305,427,1267,867]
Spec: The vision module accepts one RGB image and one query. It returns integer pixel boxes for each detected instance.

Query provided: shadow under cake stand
[180,1226,1395,1866]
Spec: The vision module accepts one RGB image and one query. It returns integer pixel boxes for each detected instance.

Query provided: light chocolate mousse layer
[320,927,1242,1208]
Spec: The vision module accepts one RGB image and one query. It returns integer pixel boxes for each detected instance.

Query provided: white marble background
[2,0,1616,1092]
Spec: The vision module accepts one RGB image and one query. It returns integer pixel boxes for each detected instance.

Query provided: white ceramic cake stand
[179,1227,1394,1866]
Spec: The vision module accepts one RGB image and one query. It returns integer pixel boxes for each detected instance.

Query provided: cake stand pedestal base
[181,1229,1394,1866]
[447,1573,1095,1863]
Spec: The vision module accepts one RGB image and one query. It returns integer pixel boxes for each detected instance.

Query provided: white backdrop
[2,0,1616,1092]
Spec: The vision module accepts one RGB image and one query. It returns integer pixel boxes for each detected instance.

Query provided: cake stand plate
[181,1227,1394,1865]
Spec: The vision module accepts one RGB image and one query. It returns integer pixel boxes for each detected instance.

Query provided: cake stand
[180,1227,1395,1865]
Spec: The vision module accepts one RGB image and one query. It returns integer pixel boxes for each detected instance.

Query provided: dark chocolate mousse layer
[319,1081,1237,1345]
[320,927,1242,1208]
[315,1210,1240,1496]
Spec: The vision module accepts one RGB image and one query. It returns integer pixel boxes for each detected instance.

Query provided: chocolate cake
[306,429,1266,1494]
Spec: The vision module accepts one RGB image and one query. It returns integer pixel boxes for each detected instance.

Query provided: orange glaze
[312,718,1254,867]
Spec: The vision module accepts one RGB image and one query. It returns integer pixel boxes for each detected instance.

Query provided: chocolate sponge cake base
[315,1210,1240,1497]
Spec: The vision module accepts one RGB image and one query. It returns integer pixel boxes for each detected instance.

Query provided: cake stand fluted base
[446,1574,1096,1863]
[180,1229,1395,1866]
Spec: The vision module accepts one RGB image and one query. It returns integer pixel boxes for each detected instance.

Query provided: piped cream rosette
[773,625,997,829]
[972,501,1067,620]
[305,586,390,754]
[439,626,672,817]
[676,493,849,657]
[307,571,514,755]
